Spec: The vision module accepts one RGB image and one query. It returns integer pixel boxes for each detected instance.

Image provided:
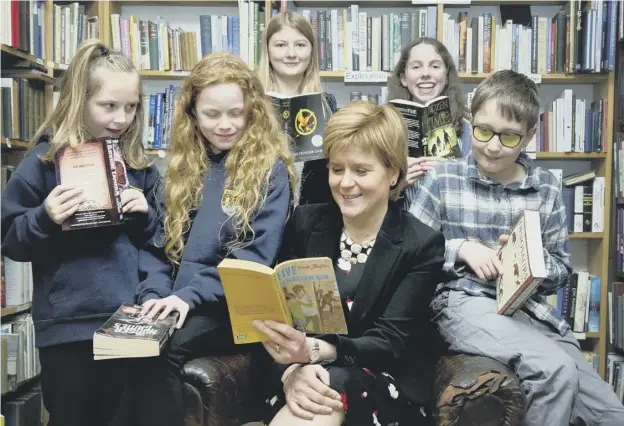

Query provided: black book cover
[268,92,328,162]
[390,96,461,159]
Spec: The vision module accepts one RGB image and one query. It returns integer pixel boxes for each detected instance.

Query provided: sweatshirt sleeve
[173,161,292,311]
[1,152,59,262]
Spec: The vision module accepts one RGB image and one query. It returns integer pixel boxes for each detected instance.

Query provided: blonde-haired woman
[254,102,445,426]
[111,53,297,426]
[258,11,337,205]
[1,39,168,426]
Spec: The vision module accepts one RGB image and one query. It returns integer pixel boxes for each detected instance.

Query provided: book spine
[105,139,124,222]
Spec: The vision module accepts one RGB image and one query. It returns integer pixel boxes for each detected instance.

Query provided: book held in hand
[496,210,547,316]
[93,303,178,360]
[389,96,462,159]
[267,92,328,162]
[55,138,128,231]
[217,257,348,344]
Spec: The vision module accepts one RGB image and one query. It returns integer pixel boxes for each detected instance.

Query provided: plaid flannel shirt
[407,153,572,334]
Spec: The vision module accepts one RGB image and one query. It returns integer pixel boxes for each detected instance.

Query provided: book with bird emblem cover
[267,92,328,162]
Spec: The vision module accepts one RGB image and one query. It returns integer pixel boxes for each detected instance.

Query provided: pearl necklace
[339,231,375,264]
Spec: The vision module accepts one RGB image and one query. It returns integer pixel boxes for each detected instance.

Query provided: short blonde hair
[323,101,407,201]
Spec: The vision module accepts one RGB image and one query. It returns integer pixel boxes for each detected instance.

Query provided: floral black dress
[262,253,431,426]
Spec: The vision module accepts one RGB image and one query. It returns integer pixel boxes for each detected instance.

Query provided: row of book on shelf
[0,1,99,67]
[443,0,622,76]
[0,78,46,144]
[2,1,624,74]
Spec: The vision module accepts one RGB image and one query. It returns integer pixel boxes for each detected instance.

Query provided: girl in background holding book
[388,38,471,195]
[111,53,297,426]
[258,11,338,205]
[1,40,169,426]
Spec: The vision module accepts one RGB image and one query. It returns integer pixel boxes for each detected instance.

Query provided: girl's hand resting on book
[282,364,344,420]
[458,240,504,281]
[44,185,85,224]
[121,188,148,213]
[405,156,443,185]
[141,295,189,329]
[253,320,311,364]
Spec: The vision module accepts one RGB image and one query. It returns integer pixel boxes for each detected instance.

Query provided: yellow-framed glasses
[472,125,524,148]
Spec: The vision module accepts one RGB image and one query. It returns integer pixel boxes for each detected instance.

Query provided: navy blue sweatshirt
[0,137,172,348]
[159,151,291,312]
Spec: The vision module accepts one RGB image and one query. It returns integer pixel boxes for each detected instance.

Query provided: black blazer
[278,201,445,405]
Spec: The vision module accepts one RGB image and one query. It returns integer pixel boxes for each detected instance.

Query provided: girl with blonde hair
[111,52,297,426]
[258,11,337,205]
[1,39,168,426]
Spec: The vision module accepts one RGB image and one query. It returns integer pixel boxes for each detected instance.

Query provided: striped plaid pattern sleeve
[536,176,572,295]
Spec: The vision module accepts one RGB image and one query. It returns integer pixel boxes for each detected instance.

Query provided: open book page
[496,210,547,315]
[275,258,348,335]
[218,259,292,344]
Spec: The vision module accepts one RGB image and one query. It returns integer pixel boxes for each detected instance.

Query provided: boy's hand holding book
[44,185,85,225]
[458,239,504,282]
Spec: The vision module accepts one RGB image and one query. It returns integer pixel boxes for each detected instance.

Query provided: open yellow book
[217,257,348,344]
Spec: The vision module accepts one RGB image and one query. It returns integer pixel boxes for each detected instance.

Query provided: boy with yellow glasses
[409,70,624,426]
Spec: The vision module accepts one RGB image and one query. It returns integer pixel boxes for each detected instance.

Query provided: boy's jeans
[433,290,624,426]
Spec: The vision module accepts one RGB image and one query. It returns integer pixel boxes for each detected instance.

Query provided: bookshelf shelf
[139,70,190,79]
[535,152,607,160]
[0,303,32,319]
[459,73,608,84]
[0,138,30,150]
[573,332,601,340]
[315,71,608,84]
[2,71,56,85]
[117,0,239,5]
[569,233,603,240]
[1,374,40,397]
[145,149,167,156]
[0,44,47,68]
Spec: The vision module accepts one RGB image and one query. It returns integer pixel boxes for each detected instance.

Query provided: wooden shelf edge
[573,331,600,340]
[1,373,40,397]
[0,44,46,68]
[535,152,607,159]
[313,71,608,83]
[569,233,603,239]
[136,69,610,83]
[1,302,32,318]
[0,137,30,150]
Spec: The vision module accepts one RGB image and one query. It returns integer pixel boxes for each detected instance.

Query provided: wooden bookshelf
[0,137,30,150]
[316,70,608,84]
[0,44,47,68]
[0,303,32,319]
[535,152,607,159]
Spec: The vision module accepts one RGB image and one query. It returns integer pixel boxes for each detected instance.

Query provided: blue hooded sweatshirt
[153,150,292,312]
[1,137,173,348]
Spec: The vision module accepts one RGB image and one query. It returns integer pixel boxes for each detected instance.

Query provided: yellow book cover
[217,257,348,344]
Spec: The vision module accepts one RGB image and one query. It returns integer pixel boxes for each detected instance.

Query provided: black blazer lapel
[349,203,404,325]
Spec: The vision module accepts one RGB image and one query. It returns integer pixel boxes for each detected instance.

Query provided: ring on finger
[275,344,280,353]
